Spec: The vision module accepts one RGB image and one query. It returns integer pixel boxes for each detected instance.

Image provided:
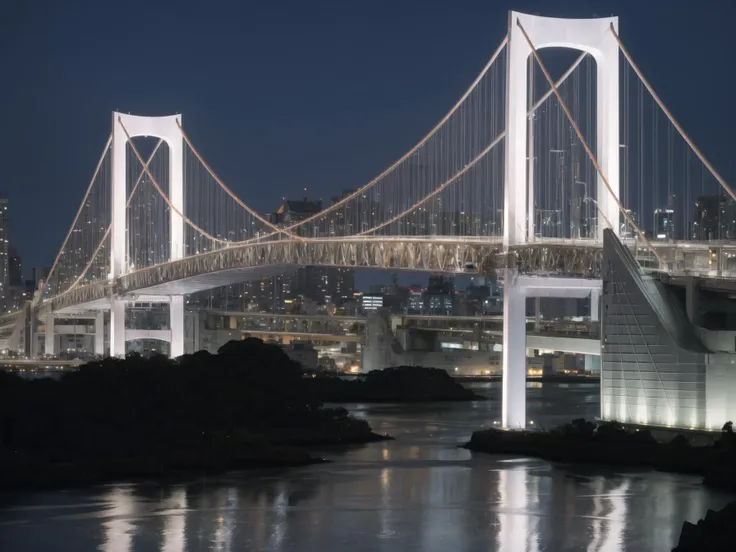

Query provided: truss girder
[30,239,736,316]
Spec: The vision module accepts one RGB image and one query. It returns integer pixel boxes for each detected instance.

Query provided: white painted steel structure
[110,113,185,358]
[0,10,731,434]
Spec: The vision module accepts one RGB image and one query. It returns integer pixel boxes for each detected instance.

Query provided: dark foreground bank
[0,339,391,491]
[674,501,736,551]
[464,418,736,490]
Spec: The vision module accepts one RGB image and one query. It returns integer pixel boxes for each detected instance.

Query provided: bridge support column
[191,310,201,353]
[502,269,527,429]
[44,314,55,356]
[95,311,105,356]
[170,296,184,358]
[590,289,600,322]
[110,300,125,357]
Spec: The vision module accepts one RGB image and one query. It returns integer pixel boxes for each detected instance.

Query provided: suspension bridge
[3,11,736,429]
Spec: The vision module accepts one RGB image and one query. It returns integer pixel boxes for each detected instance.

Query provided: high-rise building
[269,194,355,306]
[329,267,354,302]
[692,195,736,240]
[361,294,384,313]
[619,209,638,238]
[0,197,9,309]
[424,275,455,315]
[5,247,26,311]
[407,287,424,314]
[654,208,674,240]
[271,194,323,235]
[8,247,22,287]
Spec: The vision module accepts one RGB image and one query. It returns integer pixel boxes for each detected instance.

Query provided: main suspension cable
[516,19,666,270]
[358,131,506,235]
[262,35,510,237]
[610,24,736,203]
[359,50,586,238]
[117,117,226,244]
[65,140,165,293]
[44,135,113,291]
[176,120,302,241]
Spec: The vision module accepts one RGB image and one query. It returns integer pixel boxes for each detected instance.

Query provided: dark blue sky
[1,0,734,279]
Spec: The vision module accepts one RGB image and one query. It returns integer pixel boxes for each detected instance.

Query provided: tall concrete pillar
[170,296,185,358]
[590,289,600,322]
[110,300,125,357]
[192,310,201,353]
[534,296,541,331]
[502,269,527,429]
[95,310,105,356]
[44,314,55,356]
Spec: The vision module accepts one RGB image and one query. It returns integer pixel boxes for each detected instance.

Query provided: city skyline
[1,0,736,272]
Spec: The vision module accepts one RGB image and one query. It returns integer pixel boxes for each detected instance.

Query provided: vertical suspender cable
[610,24,736,203]
[515,18,667,270]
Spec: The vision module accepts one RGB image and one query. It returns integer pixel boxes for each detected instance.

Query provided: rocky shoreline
[0,339,394,492]
[310,365,485,402]
[463,419,736,490]
[673,501,736,551]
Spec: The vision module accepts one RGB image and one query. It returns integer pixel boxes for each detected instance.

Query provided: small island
[464,418,736,489]
[309,365,485,402]
[0,338,389,491]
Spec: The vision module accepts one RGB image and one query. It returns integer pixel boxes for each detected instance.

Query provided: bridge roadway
[206,310,601,356]
[229,328,600,355]
[36,237,736,316]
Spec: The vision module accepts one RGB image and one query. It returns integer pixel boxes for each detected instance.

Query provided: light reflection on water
[0,383,733,551]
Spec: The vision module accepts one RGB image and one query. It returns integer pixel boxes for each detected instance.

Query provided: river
[1,382,734,551]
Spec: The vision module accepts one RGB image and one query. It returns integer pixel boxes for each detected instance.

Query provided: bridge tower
[501,11,618,429]
[109,113,185,357]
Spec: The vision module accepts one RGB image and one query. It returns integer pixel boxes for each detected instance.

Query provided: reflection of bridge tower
[109,113,185,357]
[501,12,618,429]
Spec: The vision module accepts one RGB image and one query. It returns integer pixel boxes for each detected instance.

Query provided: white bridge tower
[502,11,618,429]
[109,112,185,358]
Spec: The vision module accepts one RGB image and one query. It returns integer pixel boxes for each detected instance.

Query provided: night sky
[1,0,735,285]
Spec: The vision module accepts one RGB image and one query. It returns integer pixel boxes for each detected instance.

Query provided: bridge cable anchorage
[243,34,510,240]
[117,117,226,244]
[174,120,303,243]
[42,134,112,299]
[610,23,736,203]
[357,131,506,235]
[515,18,668,272]
[63,140,165,294]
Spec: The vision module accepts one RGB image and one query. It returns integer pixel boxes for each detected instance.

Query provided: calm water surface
[1,382,734,551]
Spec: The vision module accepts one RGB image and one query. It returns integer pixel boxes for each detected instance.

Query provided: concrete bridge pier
[110,300,125,357]
[44,314,55,356]
[585,289,602,374]
[95,310,104,356]
[502,276,603,429]
[502,268,527,430]
[170,296,185,358]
